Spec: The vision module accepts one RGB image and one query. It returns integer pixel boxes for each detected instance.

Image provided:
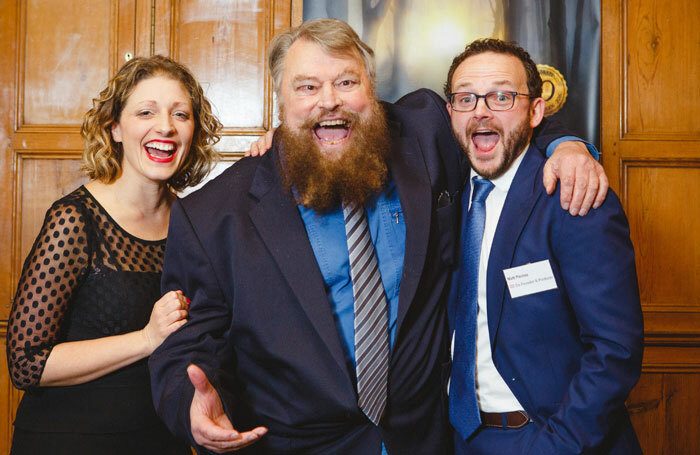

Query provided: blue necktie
[450,177,495,441]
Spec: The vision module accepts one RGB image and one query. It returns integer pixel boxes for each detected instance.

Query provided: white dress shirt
[452,148,528,413]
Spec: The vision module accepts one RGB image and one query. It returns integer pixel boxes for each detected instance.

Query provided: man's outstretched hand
[188,364,267,453]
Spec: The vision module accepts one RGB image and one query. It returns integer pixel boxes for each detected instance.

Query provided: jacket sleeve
[393,88,466,195]
[532,116,580,153]
[525,191,644,454]
[149,198,238,451]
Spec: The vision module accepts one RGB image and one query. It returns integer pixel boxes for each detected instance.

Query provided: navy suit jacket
[449,145,644,454]
[150,90,463,454]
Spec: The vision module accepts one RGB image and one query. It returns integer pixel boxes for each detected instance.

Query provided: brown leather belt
[479,410,530,429]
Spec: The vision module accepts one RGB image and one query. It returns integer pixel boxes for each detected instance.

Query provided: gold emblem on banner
[537,64,568,116]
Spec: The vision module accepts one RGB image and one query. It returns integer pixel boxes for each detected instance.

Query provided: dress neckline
[80,185,168,245]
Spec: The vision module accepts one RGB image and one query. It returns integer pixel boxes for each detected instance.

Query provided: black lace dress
[6,186,189,455]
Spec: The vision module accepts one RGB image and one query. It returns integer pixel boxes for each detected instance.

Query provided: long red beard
[278,101,391,212]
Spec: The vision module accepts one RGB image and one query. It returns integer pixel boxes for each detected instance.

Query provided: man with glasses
[445,38,643,454]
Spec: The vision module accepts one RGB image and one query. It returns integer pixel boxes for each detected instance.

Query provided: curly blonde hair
[81,55,222,191]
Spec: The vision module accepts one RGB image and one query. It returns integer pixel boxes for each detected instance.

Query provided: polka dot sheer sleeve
[7,199,91,389]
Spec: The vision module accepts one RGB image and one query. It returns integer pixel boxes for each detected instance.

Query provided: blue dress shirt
[298,177,405,455]
[298,176,405,366]
[546,136,599,160]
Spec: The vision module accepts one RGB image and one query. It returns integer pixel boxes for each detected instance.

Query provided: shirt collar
[470,142,529,194]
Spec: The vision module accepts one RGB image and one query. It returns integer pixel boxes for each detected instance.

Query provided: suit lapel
[448,177,471,332]
[248,149,351,381]
[486,146,545,348]
[390,127,432,336]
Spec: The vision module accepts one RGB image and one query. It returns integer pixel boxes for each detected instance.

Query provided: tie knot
[343,202,363,223]
[471,177,494,204]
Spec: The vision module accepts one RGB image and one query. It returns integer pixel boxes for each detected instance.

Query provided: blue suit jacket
[449,145,644,454]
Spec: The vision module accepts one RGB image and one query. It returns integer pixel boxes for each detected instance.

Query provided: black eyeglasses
[448,91,534,112]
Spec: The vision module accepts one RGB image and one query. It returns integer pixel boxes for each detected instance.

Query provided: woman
[6,55,222,454]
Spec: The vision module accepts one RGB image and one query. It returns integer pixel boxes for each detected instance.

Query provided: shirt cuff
[545,136,600,161]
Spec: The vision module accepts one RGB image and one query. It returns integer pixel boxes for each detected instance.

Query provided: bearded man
[150,19,607,455]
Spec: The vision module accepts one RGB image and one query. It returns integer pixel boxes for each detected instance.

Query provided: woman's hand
[142,290,189,353]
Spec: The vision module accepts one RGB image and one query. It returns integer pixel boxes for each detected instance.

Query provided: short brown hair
[81,55,222,191]
[268,18,376,96]
[444,38,542,101]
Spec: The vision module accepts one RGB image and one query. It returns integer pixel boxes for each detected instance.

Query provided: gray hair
[268,18,376,97]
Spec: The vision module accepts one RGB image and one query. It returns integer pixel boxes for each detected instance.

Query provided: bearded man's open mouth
[313,119,351,146]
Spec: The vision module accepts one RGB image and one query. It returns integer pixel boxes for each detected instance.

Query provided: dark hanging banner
[304,0,600,148]
[503,0,600,148]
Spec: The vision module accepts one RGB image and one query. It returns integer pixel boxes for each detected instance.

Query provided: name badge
[503,259,557,298]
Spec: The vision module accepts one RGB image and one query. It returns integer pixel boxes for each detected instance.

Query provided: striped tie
[343,202,389,425]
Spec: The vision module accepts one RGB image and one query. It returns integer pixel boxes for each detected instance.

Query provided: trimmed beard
[461,113,531,180]
[277,100,391,212]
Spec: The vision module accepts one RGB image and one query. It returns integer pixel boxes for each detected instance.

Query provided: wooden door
[601,0,700,452]
[0,1,301,452]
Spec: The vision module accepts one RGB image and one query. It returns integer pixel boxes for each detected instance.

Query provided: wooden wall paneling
[0,0,19,453]
[0,0,18,320]
[152,0,173,56]
[133,0,152,57]
[642,345,700,374]
[271,0,301,130]
[290,0,303,27]
[660,374,700,453]
[627,373,664,454]
[628,374,700,455]
[603,0,700,355]
[133,0,174,58]
[623,161,700,307]
[170,0,301,144]
[173,0,269,132]
[117,0,137,66]
[19,0,114,127]
[603,0,700,451]
[600,0,622,193]
[269,0,291,132]
[624,0,700,139]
